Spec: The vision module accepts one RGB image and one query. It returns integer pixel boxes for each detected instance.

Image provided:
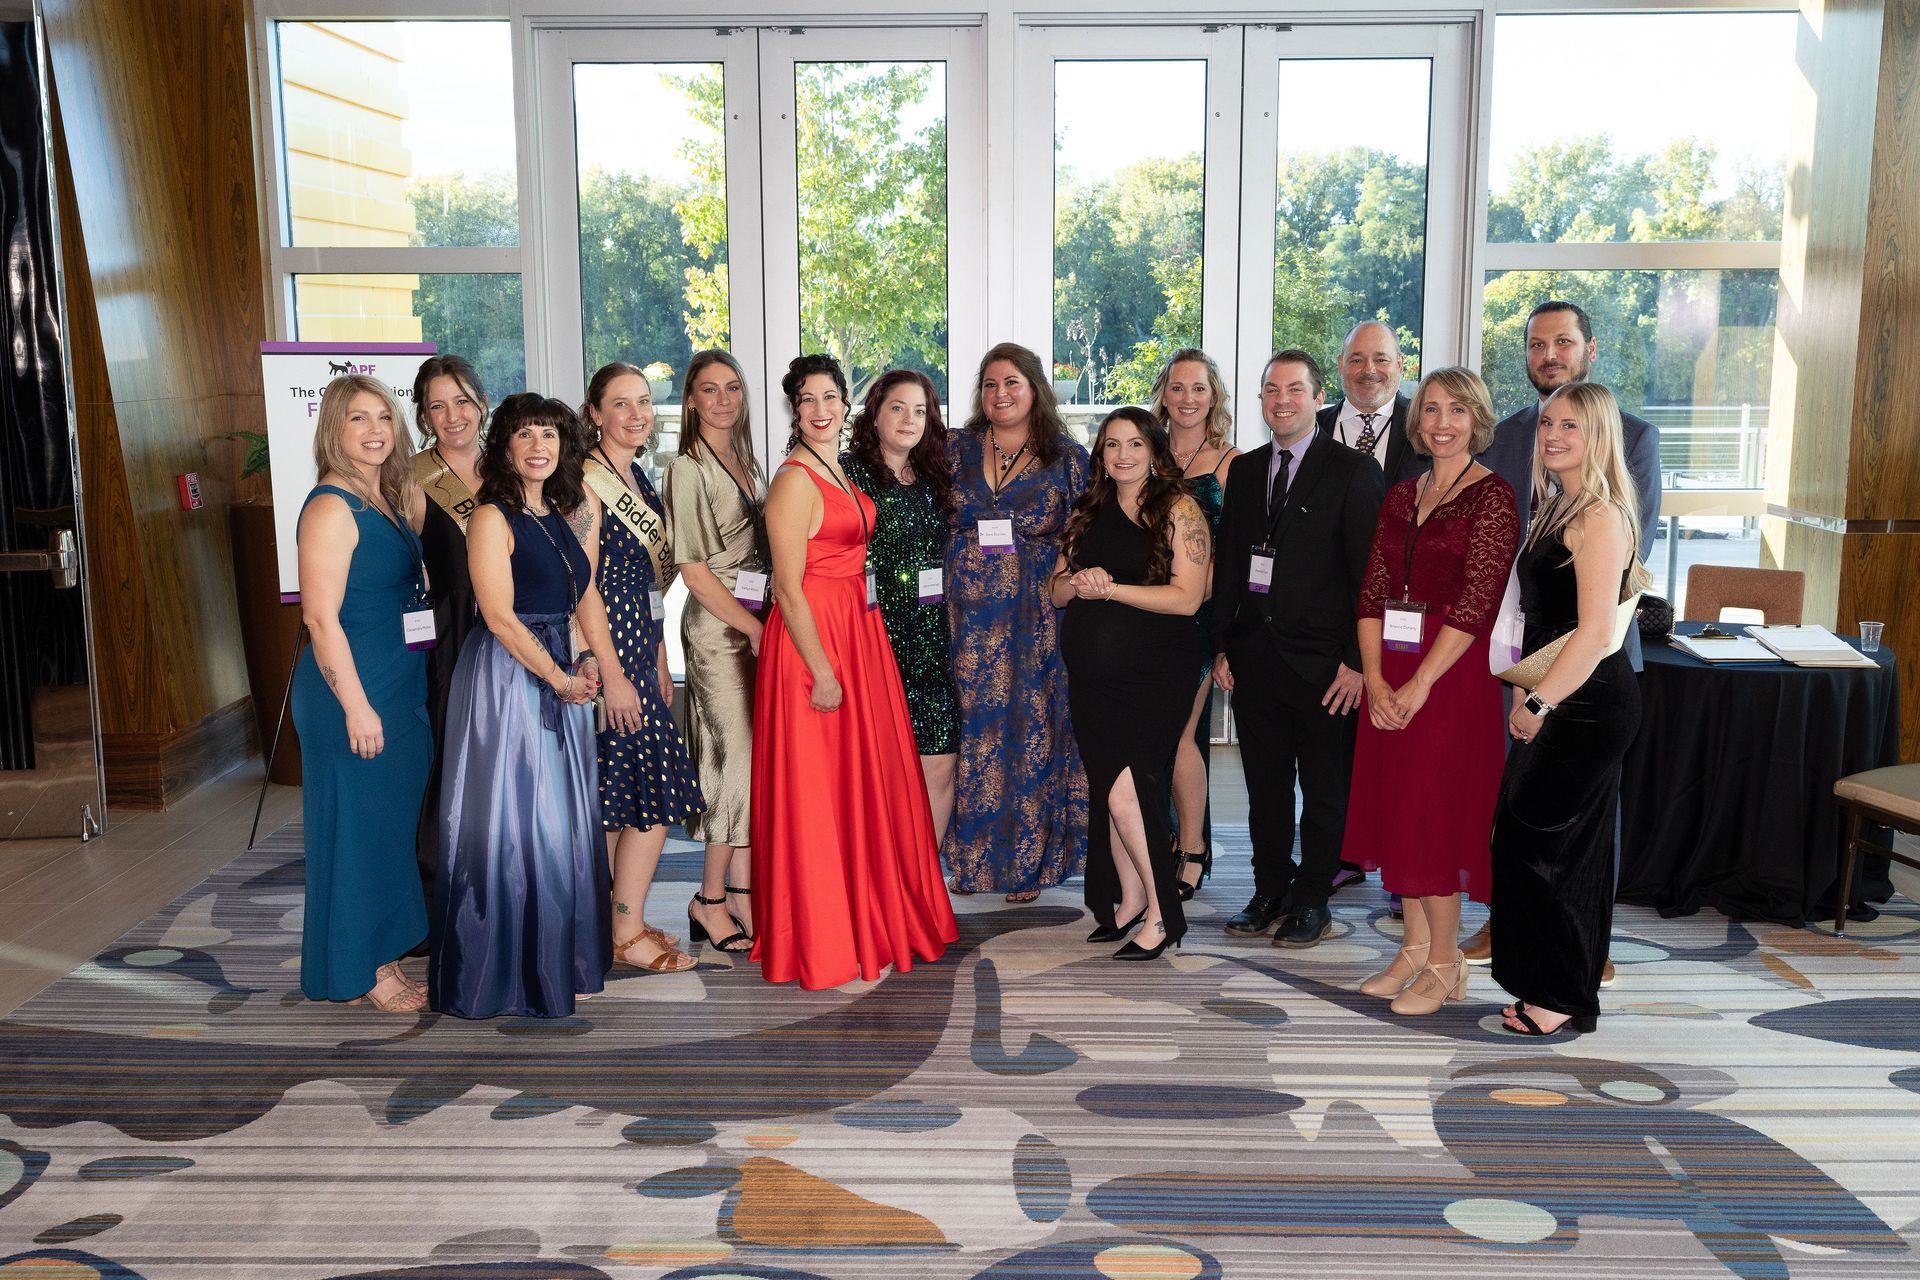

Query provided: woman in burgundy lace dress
[1343,367,1519,1017]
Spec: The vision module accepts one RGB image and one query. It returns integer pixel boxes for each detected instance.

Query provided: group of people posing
[291,297,1655,1039]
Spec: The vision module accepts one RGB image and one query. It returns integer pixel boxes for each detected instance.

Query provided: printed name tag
[734,570,769,610]
[403,607,437,651]
[978,517,1015,553]
[866,570,879,611]
[1383,602,1427,653]
[1248,547,1276,595]
[918,566,944,603]
[649,588,666,622]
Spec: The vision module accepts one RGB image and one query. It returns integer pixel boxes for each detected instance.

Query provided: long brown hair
[678,348,763,485]
[312,375,415,517]
[966,341,1068,465]
[581,360,651,452]
[411,354,488,446]
[1062,406,1183,585]
[476,393,588,518]
[846,368,954,516]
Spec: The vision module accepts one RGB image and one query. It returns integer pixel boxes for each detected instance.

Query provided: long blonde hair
[677,348,764,486]
[313,375,415,516]
[1528,382,1652,591]
[1149,347,1233,452]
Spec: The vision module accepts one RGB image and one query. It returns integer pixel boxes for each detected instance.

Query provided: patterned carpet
[2,823,1919,1279]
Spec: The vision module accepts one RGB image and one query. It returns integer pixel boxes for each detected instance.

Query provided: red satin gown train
[750,462,959,989]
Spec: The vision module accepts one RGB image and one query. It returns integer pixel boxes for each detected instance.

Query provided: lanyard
[1400,462,1472,600]
[795,441,871,557]
[363,488,429,602]
[985,429,1030,508]
[592,447,640,497]
[523,507,582,614]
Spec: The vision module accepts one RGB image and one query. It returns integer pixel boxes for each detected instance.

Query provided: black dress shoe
[1087,911,1145,943]
[1272,902,1332,948]
[1225,893,1286,936]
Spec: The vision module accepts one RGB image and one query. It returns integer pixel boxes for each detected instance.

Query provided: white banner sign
[259,342,436,598]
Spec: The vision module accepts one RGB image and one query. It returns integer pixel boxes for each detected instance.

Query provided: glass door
[1237,23,1473,446]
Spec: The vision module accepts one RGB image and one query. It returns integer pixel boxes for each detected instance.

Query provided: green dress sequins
[843,453,959,755]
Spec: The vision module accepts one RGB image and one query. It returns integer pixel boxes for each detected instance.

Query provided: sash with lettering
[584,456,677,589]
[412,450,478,532]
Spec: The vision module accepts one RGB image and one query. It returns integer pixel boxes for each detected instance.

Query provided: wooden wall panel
[43,0,269,803]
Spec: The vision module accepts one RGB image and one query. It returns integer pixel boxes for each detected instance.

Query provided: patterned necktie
[1355,412,1380,454]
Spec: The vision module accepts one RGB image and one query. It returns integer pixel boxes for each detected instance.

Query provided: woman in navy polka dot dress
[581,363,706,972]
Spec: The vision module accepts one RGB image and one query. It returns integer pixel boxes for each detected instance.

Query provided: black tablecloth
[1619,623,1900,925]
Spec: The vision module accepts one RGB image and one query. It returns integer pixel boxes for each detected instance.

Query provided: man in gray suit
[1464,298,1662,972]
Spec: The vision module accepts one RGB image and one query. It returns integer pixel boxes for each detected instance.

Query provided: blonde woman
[292,375,432,1012]
[663,349,766,952]
[1149,348,1235,900]
[1492,382,1650,1037]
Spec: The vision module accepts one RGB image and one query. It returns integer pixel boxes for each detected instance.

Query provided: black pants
[1231,651,1356,906]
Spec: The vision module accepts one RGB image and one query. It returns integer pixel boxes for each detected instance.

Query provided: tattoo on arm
[1177,502,1210,566]
[568,506,594,542]
[320,665,339,692]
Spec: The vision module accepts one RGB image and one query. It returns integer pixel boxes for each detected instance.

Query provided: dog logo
[328,360,353,376]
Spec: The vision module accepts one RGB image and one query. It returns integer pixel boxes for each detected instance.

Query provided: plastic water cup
[1860,621,1885,652]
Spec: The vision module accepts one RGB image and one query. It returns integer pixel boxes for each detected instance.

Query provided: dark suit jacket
[1478,400,1662,667]
[1317,394,1427,488]
[1211,430,1387,689]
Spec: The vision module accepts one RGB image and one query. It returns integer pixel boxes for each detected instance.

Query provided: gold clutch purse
[1497,589,1642,690]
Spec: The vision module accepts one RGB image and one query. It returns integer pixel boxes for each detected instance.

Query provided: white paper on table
[1746,624,1879,668]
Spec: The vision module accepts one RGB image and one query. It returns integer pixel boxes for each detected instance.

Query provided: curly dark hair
[780,353,851,453]
[411,354,488,445]
[845,369,955,516]
[964,341,1068,465]
[476,392,588,517]
[1061,406,1185,586]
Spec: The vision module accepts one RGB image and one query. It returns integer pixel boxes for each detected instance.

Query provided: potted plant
[223,429,303,784]
[643,360,675,405]
[1052,361,1082,405]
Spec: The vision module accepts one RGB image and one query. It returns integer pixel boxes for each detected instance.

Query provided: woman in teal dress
[1151,348,1236,900]
[843,369,961,843]
[945,342,1089,901]
[292,375,433,1012]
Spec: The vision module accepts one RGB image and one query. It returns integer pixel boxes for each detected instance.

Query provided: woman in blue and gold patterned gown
[843,369,961,842]
[581,363,705,974]
[944,343,1089,902]
[1151,349,1236,901]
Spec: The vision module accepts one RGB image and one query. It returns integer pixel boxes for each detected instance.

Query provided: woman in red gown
[1344,367,1518,1016]
[750,354,959,989]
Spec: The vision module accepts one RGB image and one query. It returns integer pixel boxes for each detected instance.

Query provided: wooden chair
[1831,765,1920,934]
[1683,565,1806,625]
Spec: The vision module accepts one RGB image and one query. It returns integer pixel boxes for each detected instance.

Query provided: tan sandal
[1359,940,1430,997]
[614,931,696,973]
[1005,889,1040,904]
[350,969,427,1013]
[636,922,682,949]
[376,960,425,997]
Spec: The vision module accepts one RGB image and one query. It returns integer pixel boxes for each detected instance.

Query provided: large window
[1479,9,1795,610]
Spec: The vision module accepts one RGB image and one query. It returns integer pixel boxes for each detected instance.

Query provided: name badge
[734,570,769,610]
[918,566,944,603]
[649,588,666,622]
[1383,601,1427,652]
[1248,544,1276,594]
[978,517,1015,554]
[865,570,879,611]
[403,607,437,651]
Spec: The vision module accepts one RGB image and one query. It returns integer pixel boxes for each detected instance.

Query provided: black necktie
[1269,448,1294,519]
[1355,413,1379,454]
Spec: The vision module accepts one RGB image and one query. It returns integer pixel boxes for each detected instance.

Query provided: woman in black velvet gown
[1491,382,1650,1035]
[1050,407,1210,961]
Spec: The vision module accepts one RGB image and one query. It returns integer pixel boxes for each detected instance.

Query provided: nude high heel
[1389,956,1468,1016]
[1359,940,1430,997]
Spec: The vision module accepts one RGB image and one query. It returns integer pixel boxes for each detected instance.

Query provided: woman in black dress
[411,355,488,903]
[1050,407,1210,961]
[1491,382,1649,1036]
[580,362,706,973]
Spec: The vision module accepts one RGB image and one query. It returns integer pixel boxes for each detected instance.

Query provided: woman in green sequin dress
[1150,349,1237,900]
[843,370,961,842]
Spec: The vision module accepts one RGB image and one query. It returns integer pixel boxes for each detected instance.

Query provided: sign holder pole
[247,623,309,851]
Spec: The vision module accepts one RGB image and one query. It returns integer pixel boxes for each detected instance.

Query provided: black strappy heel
[1176,847,1212,901]
[688,891,752,953]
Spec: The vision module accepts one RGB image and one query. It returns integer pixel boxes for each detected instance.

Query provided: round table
[1618,623,1901,925]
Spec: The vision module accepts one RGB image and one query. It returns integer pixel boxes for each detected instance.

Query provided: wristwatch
[1524,691,1556,717]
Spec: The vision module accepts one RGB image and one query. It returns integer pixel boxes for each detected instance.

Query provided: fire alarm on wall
[177,472,203,511]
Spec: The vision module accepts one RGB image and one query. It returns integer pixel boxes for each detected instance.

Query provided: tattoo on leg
[614,901,630,915]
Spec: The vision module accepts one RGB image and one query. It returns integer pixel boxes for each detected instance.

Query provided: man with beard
[1317,320,1428,487]
[1465,298,1661,975]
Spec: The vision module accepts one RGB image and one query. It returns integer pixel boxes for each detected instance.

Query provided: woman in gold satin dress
[664,349,766,954]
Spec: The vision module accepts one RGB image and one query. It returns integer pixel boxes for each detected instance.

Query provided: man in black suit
[1318,320,1429,488]
[1463,298,1662,971]
[1212,350,1386,946]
